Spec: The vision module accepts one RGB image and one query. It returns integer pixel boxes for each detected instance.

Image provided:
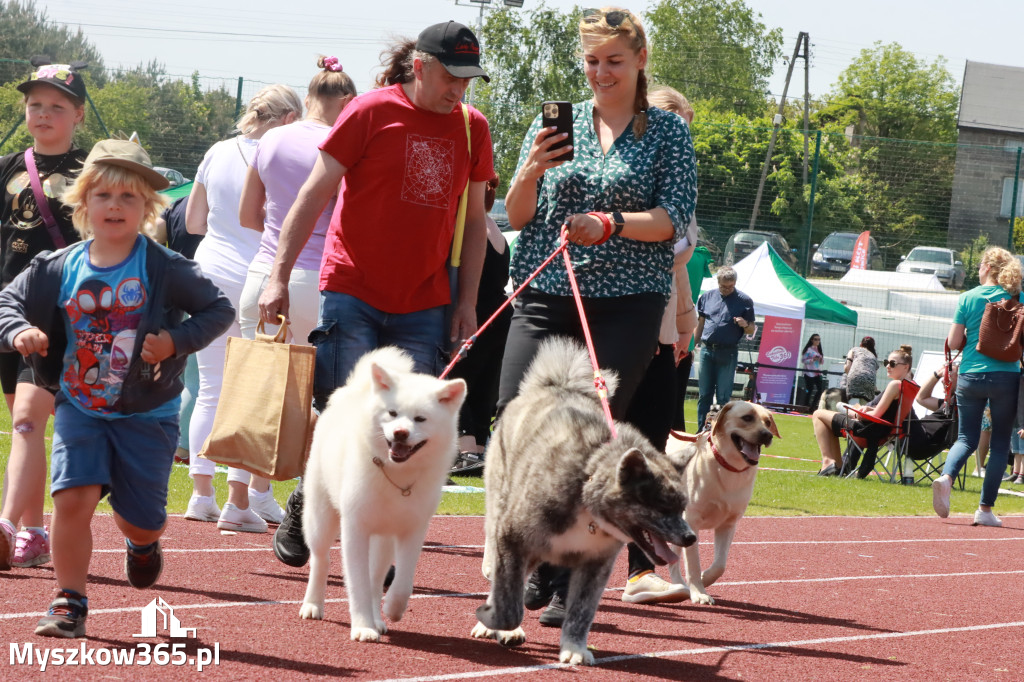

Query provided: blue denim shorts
[50,398,179,531]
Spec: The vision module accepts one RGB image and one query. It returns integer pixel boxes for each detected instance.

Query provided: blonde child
[0,60,88,570]
[0,140,234,638]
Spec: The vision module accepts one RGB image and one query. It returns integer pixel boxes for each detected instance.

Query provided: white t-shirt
[192,136,262,282]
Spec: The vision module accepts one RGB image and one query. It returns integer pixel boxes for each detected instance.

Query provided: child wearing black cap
[0,59,88,573]
[0,139,235,638]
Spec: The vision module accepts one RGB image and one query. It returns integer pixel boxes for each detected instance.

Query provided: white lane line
[83,534,1024,555]
[367,621,1024,682]
[4,569,1022,621]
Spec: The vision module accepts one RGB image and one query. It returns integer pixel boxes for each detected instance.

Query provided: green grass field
[2,400,1021,520]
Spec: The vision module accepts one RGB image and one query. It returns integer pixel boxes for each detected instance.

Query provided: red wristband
[588,211,613,245]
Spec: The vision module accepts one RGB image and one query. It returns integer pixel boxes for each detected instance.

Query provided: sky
[33,0,1024,104]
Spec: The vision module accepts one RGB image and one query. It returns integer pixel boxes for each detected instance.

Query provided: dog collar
[710,440,750,473]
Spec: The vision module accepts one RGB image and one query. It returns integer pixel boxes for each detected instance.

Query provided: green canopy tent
[159,180,193,200]
[700,241,858,405]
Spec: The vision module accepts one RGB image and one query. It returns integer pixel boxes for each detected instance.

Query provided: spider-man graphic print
[59,238,148,414]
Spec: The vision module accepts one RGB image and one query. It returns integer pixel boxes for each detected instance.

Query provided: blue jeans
[697,344,738,430]
[942,371,1019,508]
[310,291,446,411]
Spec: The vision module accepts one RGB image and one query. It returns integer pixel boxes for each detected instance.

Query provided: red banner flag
[850,231,871,270]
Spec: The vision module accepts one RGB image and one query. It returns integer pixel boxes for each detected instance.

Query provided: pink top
[251,120,335,272]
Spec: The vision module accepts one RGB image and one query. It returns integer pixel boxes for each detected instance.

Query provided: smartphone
[541,101,574,162]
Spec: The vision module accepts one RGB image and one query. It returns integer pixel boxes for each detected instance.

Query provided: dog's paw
[689,591,715,606]
[559,643,595,666]
[350,626,383,642]
[497,627,526,648]
[299,603,323,620]
[383,594,408,622]
[470,621,494,639]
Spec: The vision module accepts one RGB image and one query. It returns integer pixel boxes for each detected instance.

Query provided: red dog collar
[710,439,750,473]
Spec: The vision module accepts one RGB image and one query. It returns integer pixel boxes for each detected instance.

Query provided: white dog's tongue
[650,534,679,565]
[740,439,761,463]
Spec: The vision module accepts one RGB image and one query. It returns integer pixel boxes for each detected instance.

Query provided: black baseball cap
[17,59,88,102]
[416,21,489,82]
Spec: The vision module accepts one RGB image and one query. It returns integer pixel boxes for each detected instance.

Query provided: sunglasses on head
[583,8,636,30]
[884,360,905,368]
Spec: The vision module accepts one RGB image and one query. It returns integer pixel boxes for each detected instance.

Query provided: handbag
[976,294,1024,362]
[198,319,316,481]
[23,149,68,250]
[444,104,473,347]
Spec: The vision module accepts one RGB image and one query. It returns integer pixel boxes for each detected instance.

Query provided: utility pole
[749,32,810,231]
[456,0,526,106]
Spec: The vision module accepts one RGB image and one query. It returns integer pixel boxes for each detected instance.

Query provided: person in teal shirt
[932,247,1022,527]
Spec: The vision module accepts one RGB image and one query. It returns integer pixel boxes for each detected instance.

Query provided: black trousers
[497,288,665,418]
[671,350,695,431]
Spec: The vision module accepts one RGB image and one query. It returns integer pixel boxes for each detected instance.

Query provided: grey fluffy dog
[471,337,697,665]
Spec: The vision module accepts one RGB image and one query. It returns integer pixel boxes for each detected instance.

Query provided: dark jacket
[0,236,234,414]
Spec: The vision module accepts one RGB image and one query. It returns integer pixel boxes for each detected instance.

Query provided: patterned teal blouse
[511,101,697,298]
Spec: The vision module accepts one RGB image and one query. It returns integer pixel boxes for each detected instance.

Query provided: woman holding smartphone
[500,6,697,624]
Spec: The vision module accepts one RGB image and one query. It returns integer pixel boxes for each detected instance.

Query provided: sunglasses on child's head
[884,360,906,368]
[582,8,636,30]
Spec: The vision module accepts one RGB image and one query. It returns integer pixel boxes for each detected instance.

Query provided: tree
[645,0,783,116]
[817,42,959,143]
[0,0,106,86]
[476,3,589,193]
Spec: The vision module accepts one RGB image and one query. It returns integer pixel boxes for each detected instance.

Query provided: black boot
[273,481,309,567]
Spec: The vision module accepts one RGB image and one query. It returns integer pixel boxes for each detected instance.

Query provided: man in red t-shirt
[259,21,494,567]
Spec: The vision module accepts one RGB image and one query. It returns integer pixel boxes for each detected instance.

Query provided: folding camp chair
[839,379,920,481]
[895,405,966,489]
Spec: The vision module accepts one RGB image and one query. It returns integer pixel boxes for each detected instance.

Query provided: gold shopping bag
[199,319,315,481]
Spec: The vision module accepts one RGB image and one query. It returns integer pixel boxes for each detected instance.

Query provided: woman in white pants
[184,84,302,532]
[238,58,356,349]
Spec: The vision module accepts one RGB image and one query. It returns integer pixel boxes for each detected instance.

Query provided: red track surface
[2,514,1022,680]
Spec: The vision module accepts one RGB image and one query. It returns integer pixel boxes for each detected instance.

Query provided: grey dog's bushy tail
[517,337,618,400]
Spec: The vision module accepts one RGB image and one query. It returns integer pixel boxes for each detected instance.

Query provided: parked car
[723,230,798,269]
[810,231,884,276]
[896,246,966,288]
[154,166,190,188]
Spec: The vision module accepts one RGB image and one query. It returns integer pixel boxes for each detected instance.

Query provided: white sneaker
[931,476,952,518]
[184,494,221,522]
[622,571,689,604]
[972,509,1002,528]
[217,503,268,533]
[248,488,285,524]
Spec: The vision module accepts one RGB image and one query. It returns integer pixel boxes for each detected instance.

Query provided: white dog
[298,347,466,642]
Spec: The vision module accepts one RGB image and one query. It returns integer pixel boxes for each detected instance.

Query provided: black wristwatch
[610,211,625,236]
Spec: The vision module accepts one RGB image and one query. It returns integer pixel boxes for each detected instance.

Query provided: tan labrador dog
[666,401,779,604]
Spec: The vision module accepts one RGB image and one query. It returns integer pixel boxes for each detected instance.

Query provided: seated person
[812,348,912,477]
[904,361,958,463]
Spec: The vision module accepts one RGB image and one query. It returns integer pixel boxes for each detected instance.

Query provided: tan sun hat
[84,139,170,191]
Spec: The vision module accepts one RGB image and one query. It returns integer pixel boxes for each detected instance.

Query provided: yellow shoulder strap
[450,103,472,267]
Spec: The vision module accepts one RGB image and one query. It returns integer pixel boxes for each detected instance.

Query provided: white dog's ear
[370,363,396,393]
[617,447,649,485]
[711,401,734,439]
[437,378,467,406]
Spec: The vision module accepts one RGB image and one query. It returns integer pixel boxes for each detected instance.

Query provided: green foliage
[0,0,106,86]
[959,233,990,288]
[646,0,783,116]
[818,42,959,143]
[476,3,589,193]
[1013,216,1024,254]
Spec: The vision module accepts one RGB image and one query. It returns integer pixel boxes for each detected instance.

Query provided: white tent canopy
[700,242,857,325]
[840,269,945,291]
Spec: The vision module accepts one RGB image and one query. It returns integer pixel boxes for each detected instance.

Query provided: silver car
[896,247,965,288]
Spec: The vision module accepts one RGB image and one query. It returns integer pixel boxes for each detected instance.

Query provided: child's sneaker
[248,489,285,524]
[217,503,268,533]
[35,589,88,638]
[125,540,163,589]
[184,494,220,522]
[12,527,50,568]
[0,519,15,570]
